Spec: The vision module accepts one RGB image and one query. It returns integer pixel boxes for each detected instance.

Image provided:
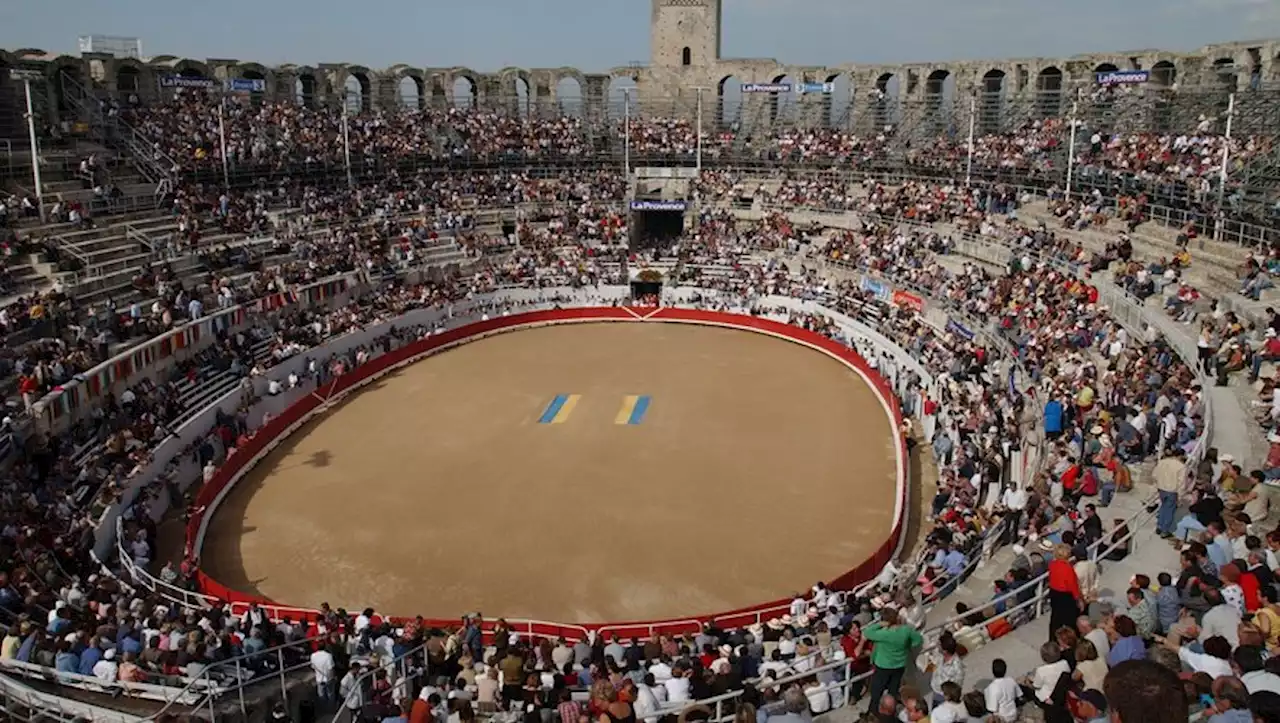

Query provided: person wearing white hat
[92,647,119,684]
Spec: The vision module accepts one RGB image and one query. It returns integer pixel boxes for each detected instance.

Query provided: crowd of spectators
[0,105,1274,722]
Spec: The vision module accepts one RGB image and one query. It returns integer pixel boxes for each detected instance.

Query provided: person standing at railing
[1154,448,1187,538]
[1046,543,1084,643]
[862,606,922,705]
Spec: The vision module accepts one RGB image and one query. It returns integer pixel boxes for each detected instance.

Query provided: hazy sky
[1,0,1278,71]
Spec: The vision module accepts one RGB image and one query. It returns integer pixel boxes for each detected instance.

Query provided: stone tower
[650,0,723,68]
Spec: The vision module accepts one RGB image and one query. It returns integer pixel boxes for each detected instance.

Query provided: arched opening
[514,76,530,117]
[398,75,422,110]
[1212,57,1238,89]
[977,69,1005,134]
[54,65,83,116]
[240,69,266,104]
[1150,60,1176,88]
[717,74,741,128]
[345,72,371,112]
[769,74,797,123]
[1094,63,1118,74]
[872,72,900,129]
[117,65,140,95]
[1035,66,1063,118]
[556,76,583,118]
[607,75,636,123]
[924,69,955,136]
[682,47,692,66]
[295,74,316,108]
[343,75,364,113]
[825,73,853,129]
[453,76,476,109]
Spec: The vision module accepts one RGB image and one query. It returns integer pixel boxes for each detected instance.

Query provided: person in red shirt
[1046,543,1083,643]
[1250,329,1280,383]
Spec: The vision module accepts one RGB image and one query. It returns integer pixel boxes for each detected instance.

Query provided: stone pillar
[584,74,609,125]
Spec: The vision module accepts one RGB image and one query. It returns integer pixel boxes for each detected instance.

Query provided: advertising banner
[741,83,793,94]
[860,277,891,301]
[892,289,924,312]
[160,75,217,89]
[226,78,266,93]
[1095,70,1150,85]
[945,318,976,341]
[629,200,688,212]
[798,82,835,94]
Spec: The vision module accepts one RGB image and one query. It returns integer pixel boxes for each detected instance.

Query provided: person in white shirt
[1233,647,1280,695]
[930,683,966,723]
[1078,615,1110,662]
[634,675,661,723]
[647,658,672,683]
[1177,636,1234,679]
[1022,642,1070,704]
[93,649,119,683]
[663,665,690,703]
[340,662,364,713]
[983,659,1020,723]
[803,677,831,714]
[310,647,335,702]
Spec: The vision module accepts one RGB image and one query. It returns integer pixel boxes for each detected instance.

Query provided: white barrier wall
[93,285,937,566]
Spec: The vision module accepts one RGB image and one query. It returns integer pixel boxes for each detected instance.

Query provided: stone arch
[682,47,692,67]
[1211,57,1237,88]
[924,69,956,135]
[1150,60,1176,88]
[556,74,583,117]
[234,62,270,101]
[392,67,425,110]
[498,68,533,117]
[872,71,900,128]
[553,68,586,116]
[1035,66,1063,118]
[48,57,86,117]
[1093,62,1119,74]
[825,71,853,129]
[115,58,146,97]
[608,72,638,122]
[448,67,481,109]
[716,74,742,127]
[290,66,320,108]
[769,72,798,122]
[173,59,212,79]
[343,66,374,111]
[977,68,1006,133]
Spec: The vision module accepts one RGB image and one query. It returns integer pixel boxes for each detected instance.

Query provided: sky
[1,0,1279,72]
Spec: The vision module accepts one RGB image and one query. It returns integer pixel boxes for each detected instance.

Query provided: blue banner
[160,75,216,89]
[860,277,890,301]
[946,318,976,341]
[741,83,792,94]
[630,200,688,212]
[226,78,266,93]
[798,82,834,94]
[1095,70,1149,85]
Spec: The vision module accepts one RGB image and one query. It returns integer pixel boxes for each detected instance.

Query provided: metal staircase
[55,71,176,186]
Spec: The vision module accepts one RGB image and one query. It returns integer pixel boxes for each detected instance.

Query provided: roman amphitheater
[0,2,1277,722]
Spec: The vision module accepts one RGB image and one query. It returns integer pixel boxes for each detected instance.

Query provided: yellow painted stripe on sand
[615,395,640,425]
[551,394,581,424]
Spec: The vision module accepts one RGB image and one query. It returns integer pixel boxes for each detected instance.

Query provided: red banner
[187,307,908,638]
[892,289,924,312]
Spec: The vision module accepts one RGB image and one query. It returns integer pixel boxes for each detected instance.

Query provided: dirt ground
[200,322,899,623]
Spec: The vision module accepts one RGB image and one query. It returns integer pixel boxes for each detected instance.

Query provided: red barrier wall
[187,306,907,639]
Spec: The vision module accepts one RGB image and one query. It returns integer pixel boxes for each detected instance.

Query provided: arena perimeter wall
[186,306,909,639]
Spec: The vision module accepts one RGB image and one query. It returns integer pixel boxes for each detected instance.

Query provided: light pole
[341,91,354,189]
[1064,100,1079,202]
[218,95,230,191]
[13,69,44,221]
[965,94,976,188]
[623,87,631,178]
[1214,92,1236,243]
[692,86,711,174]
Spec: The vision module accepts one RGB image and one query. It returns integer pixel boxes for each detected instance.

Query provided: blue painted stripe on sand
[538,394,569,424]
[627,395,651,425]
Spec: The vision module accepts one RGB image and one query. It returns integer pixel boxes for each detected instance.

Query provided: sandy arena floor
[201,322,899,623]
